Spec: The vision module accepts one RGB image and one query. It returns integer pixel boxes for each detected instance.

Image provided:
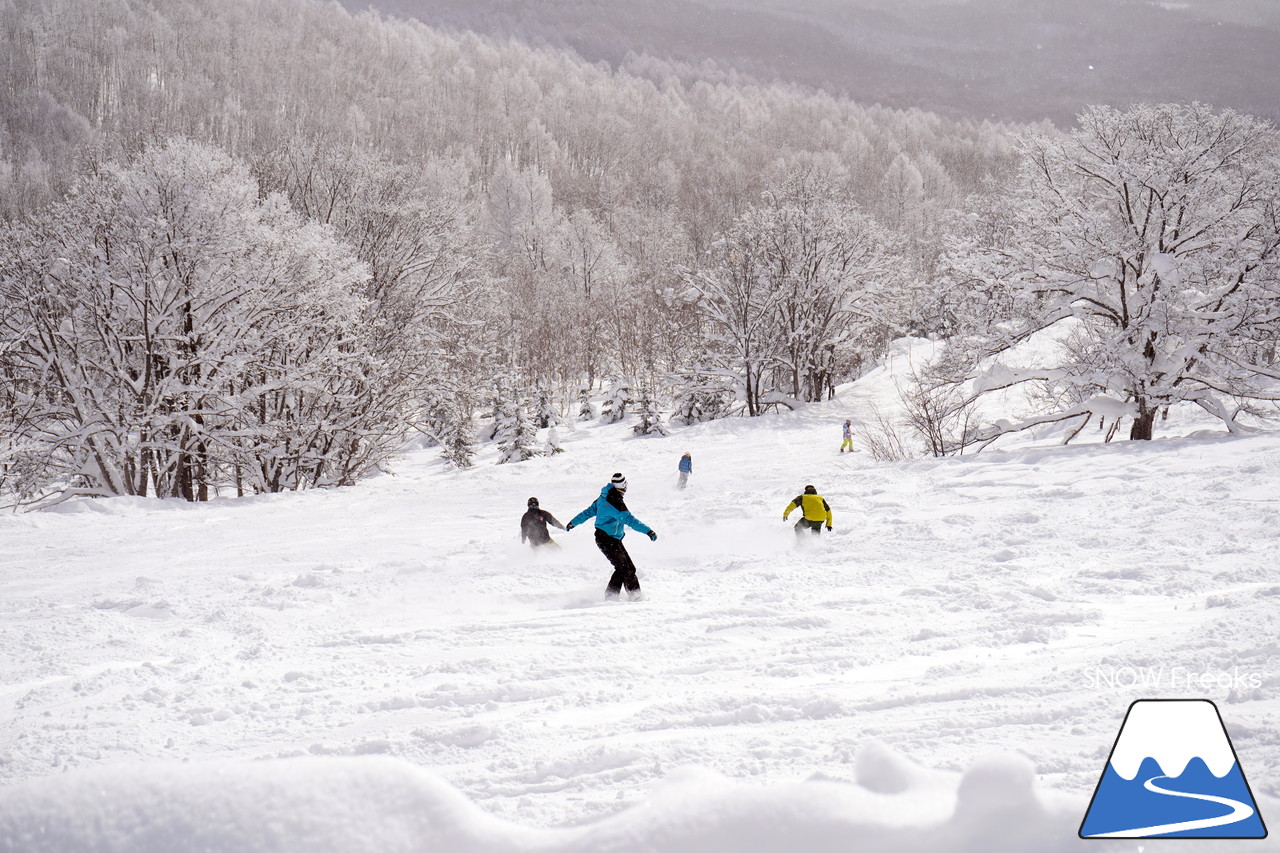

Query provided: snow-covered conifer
[632,389,670,436]
[476,392,503,444]
[599,380,633,424]
[545,427,564,455]
[431,398,477,469]
[534,389,560,429]
[670,371,734,425]
[578,386,596,422]
[494,383,541,464]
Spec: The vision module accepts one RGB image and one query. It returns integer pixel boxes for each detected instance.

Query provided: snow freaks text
[1082,666,1262,691]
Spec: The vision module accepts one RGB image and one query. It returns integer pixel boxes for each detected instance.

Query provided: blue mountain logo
[1080,699,1267,839]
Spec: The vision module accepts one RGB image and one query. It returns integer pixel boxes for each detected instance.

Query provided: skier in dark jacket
[566,473,657,600]
[677,453,692,489]
[783,485,832,536]
[521,497,565,548]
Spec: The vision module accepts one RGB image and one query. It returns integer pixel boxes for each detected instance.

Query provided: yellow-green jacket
[784,492,831,526]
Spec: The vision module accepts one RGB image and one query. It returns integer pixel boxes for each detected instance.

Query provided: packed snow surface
[2,348,1278,851]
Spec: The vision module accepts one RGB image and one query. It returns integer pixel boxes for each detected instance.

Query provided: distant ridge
[343,0,1280,125]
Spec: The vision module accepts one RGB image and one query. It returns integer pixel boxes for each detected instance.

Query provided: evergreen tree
[438,404,477,469]
[534,388,559,429]
[578,385,595,422]
[633,388,669,436]
[671,370,735,425]
[494,383,541,464]
[476,390,502,443]
[599,380,633,424]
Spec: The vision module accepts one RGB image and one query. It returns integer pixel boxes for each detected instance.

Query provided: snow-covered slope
[2,346,1278,850]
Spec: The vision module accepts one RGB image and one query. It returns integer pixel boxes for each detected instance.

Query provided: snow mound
[0,752,1107,853]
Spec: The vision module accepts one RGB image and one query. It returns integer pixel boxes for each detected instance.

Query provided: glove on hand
[826,526,833,531]
[648,531,658,541]
[566,522,575,531]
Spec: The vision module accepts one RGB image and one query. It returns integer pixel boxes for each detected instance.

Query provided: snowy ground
[2,347,1278,851]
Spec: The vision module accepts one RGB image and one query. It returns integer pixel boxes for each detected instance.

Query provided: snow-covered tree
[493,381,541,464]
[426,393,477,470]
[964,103,1280,442]
[545,426,564,455]
[689,231,781,417]
[879,152,926,233]
[0,140,379,506]
[670,370,735,425]
[599,380,633,424]
[578,385,595,421]
[484,159,557,268]
[533,388,559,429]
[690,171,901,414]
[0,0,1022,454]
[255,143,486,471]
[761,172,899,402]
[632,388,669,437]
[474,379,509,445]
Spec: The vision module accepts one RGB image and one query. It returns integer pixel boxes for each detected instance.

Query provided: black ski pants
[794,518,824,536]
[595,528,640,595]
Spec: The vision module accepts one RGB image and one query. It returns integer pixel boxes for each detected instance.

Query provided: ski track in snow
[2,364,1279,829]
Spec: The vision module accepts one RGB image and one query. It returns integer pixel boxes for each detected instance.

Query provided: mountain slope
[344,0,1280,124]
[2,344,1278,833]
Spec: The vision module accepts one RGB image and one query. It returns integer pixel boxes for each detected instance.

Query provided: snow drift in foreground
[0,747,1121,853]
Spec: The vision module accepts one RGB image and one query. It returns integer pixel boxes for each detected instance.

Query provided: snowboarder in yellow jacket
[783,485,832,536]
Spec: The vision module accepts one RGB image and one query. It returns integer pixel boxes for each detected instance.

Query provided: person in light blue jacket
[677,453,692,489]
[566,472,657,600]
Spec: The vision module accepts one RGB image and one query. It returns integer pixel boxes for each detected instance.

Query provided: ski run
[2,342,1278,852]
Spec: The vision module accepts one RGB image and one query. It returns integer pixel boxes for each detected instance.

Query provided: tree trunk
[1130,403,1156,440]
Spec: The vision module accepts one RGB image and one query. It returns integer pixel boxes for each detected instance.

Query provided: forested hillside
[1,0,1278,509]
[351,0,1280,125]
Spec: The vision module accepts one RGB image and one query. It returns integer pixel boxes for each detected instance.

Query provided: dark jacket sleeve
[542,509,565,530]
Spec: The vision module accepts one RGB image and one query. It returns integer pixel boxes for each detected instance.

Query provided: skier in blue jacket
[567,472,657,600]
